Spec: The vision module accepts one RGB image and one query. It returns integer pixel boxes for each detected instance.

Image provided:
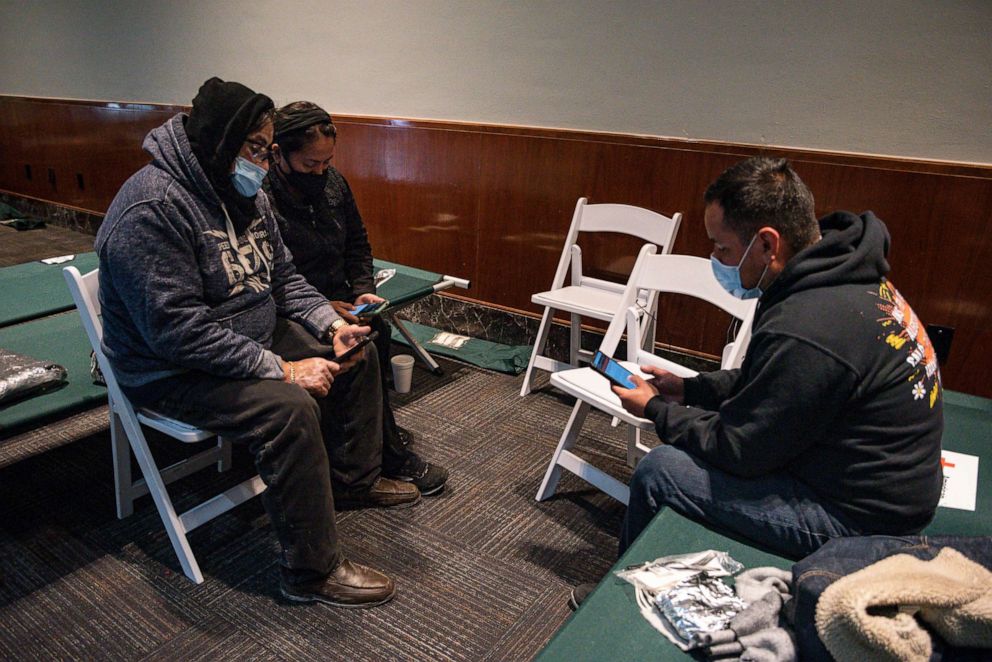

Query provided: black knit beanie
[186,77,274,228]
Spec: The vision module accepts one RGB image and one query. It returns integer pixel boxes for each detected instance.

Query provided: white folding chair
[520,197,682,396]
[63,266,267,584]
[535,252,757,505]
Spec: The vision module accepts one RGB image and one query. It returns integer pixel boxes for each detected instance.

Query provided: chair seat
[536,252,757,506]
[550,364,656,430]
[136,408,215,443]
[532,285,624,321]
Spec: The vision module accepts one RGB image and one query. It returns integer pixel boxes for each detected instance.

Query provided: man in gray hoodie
[96,77,416,607]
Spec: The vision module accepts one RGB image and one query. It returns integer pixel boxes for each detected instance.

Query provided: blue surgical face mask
[710,233,768,300]
[230,156,267,197]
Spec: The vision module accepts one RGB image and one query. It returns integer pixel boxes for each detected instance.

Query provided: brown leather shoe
[334,476,421,510]
[280,559,395,608]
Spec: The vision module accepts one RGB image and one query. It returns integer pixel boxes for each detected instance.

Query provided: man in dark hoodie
[96,77,419,607]
[613,157,944,562]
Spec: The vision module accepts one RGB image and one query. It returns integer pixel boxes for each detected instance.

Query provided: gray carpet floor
[0,356,632,661]
[0,225,633,661]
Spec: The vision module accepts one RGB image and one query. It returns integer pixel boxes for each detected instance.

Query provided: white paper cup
[391,354,415,393]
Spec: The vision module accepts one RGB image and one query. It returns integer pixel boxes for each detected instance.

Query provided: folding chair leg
[119,412,205,584]
[627,426,650,467]
[520,307,555,396]
[538,400,631,504]
[569,313,582,366]
[537,401,591,501]
[217,437,231,472]
[112,412,135,519]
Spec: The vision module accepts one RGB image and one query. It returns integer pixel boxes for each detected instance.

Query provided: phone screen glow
[593,351,636,388]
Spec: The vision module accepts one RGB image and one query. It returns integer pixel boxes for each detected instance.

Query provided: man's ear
[270,143,282,163]
[757,226,782,264]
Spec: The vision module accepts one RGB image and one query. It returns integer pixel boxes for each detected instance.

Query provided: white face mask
[710,233,768,300]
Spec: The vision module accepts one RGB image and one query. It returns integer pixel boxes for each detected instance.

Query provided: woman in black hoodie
[263,101,449,497]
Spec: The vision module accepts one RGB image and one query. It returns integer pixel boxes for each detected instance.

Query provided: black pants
[132,318,383,578]
[367,315,408,468]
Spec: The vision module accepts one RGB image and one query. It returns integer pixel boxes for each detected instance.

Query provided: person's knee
[630,445,693,504]
[246,383,325,460]
[632,445,681,484]
[364,345,381,375]
[267,382,322,430]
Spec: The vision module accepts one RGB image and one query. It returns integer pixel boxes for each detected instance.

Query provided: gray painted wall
[2,0,990,163]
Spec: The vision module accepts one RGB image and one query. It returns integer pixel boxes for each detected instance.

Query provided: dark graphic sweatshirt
[645,212,944,534]
[95,114,339,391]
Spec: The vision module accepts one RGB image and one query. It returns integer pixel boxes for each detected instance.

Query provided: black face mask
[282,163,328,199]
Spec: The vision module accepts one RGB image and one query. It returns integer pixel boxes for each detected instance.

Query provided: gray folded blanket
[697,567,798,661]
[0,347,68,405]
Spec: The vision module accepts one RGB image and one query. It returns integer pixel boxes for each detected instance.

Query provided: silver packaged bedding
[0,348,68,405]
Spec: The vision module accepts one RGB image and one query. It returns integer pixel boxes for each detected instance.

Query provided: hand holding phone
[334,330,379,363]
[591,350,637,389]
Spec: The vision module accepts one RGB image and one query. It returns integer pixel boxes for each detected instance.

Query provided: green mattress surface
[0,253,99,327]
[536,389,992,661]
[0,312,106,435]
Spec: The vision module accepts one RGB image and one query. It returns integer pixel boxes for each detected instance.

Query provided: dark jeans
[129,318,383,579]
[620,445,864,561]
[791,535,992,661]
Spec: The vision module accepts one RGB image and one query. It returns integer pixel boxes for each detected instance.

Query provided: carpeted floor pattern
[0,223,96,265]
[1,352,635,660]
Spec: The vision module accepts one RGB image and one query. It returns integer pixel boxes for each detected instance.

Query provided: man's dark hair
[273,101,337,154]
[704,157,818,253]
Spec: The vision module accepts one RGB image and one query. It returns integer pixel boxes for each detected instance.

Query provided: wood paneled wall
[0,97,181,212]
[2,95,990,397]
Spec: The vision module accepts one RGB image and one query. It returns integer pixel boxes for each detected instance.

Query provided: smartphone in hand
[334,330,379,362]
[591,350,637,389]
[351,300,389,319]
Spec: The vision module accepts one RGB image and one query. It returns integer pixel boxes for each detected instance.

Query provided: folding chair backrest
[576,200,682,250]
[622,253,758,370]
[63,266,134,400]
[63,266,111,382]
[593,243,660,357]
[548,197,682,291]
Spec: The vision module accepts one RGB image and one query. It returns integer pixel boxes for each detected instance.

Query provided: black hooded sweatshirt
[644,211,944,534]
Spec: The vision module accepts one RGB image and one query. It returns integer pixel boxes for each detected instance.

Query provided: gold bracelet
[288,361,296,384]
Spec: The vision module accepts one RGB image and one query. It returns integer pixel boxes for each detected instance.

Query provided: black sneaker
[396,427,414,448]
[384,451,449,496]
[568,583,597,611]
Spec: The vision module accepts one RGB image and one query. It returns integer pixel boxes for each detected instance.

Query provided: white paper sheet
[937,450,979,511]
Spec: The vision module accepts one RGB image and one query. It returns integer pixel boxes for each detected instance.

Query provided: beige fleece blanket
[815,547,992,662]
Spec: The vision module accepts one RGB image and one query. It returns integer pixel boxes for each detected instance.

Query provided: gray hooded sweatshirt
[95,113,340,391]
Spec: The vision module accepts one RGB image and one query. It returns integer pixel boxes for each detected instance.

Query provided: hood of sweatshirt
[142,113,223,211]
[759,211,891,316]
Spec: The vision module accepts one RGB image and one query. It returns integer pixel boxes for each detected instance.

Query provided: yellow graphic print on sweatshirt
[873,279,941,408]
